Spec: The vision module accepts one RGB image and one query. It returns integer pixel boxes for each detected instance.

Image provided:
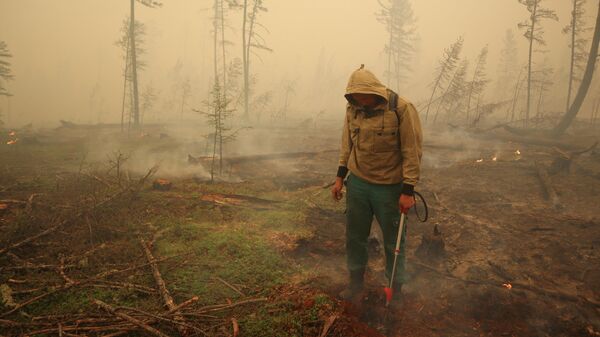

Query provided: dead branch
[1,262,77,272]
[58,257,75,285]
[0,188,128,257]
[117,306,205,335]
[231,317,239,337]
[318,313,339,337]
[93,299,172,337]
[0,221,65,257]
[0,199,27,205]
[140,238,191,337]
[96,281,156,294]
[25,193,42,212]
[535,161,560,208]
[194,297,268,313]
[164,296,199,315]
[1,254,183,317]
[412,261,600,308]
[215,276,245,297]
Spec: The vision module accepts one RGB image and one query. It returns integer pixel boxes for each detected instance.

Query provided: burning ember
[476,159,484,163]
[6,139,18,145]
[502,283,512,290]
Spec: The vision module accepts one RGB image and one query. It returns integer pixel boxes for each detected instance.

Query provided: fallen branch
[215,276,244,297]
[0,189,128,257]
[194,297,268,313]
[58,257,75,285]
[412,261,600,308]
[140,238,191,337]
[1,254,184,317]
[93,299,172,337]
[231,317,239,337]
[318,313,339,337]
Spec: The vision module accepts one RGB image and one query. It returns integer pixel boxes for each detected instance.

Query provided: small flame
[476,159,484,163]
[515,149,521,156]
[6,139,18,145]
[492,156,498,161]
[8,131,16,137]
[502,283,512,290]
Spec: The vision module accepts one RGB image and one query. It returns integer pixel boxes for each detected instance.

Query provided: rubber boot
[339,268,365,301]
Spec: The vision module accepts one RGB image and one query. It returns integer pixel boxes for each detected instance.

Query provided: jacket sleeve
[338,106,353,169]
[399,102,423,194]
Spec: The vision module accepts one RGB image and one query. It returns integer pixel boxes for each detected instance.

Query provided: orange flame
[8,131,16,137]
[6,139,18,145]
[502,283,512,290]
[476,159,484,163]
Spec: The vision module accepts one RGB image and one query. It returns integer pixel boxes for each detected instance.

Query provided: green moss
[156,221,293,304]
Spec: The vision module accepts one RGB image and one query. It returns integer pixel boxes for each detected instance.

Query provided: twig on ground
[58,257,75,285]
[195,297,268,313]
[319,313,339,337]
[215,276,245,297]
[413,261,600,308]
[231,317,239,337]
[93,299,172,337]
[1,254,183,317]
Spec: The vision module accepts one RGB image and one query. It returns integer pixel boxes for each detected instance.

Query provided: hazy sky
[0,0,596,126]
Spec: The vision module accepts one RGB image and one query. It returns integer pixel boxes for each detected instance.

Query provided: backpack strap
[387,89,401,125]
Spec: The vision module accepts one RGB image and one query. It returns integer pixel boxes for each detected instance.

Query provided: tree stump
[416,224,445,262]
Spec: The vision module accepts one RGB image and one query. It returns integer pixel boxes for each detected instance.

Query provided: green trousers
[346,173,407,284]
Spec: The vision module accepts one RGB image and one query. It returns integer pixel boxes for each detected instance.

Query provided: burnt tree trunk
[130,0,140,127]
[553,0,600,136]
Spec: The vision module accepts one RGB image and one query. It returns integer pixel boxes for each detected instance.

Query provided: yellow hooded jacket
[338,66,423,193]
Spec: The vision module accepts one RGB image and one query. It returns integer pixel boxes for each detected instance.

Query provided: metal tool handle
[388,211,406,289]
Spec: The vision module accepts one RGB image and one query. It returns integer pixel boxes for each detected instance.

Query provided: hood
[344,65,389,105]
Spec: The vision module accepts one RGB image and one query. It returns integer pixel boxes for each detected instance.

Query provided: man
[331,65,423,305]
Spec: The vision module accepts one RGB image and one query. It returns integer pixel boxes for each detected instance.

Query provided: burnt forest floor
[0,122,599,337]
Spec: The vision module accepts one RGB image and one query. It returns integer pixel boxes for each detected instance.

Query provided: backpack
[387,88,401,125]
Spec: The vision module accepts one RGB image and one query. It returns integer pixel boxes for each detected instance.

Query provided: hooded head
[344,65,388,107]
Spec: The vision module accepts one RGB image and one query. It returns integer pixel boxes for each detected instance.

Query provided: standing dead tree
[496,30,520,101]
[121,0,161,130]
[141,84,157,126]
[563,0,590,112]
[465,46,489,124]
[517,0,558,127]
[425,36,464,121]
[0,41,13,98]
[0,41,13,126]
[117,17,146,132]
[376,0,417,91]
[533,64,554,120]
[240,0,271,121]
[433,59,469,123]
[553,0,600,135]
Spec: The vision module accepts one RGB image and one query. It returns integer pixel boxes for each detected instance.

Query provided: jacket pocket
[372,129,400,153]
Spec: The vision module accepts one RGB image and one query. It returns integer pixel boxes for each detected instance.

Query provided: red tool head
[400,206,409,214]
[384,287,393,305]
